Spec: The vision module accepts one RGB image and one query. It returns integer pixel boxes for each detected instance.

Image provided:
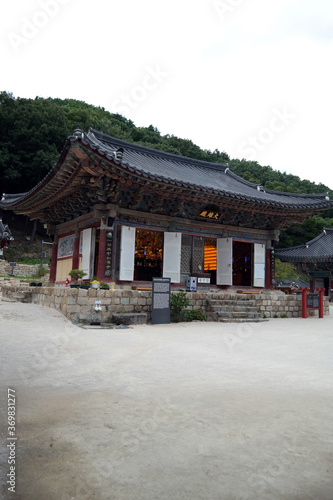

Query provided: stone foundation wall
[254,291,330,318]
[0,261,50,278]
[0,284,329,323]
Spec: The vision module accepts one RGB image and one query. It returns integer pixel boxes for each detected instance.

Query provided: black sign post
[152,277,171,325]
[301,287,324,319]
[306,294,320,309]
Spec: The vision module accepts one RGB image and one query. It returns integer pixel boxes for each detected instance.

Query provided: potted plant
[100,282,110,290]
[68,269,87,287]
[90,279,100,289]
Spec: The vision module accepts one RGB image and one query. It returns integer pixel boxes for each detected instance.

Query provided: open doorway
[134,230,163,281]
[232,241,253,286]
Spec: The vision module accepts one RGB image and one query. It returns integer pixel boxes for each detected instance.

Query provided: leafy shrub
[33,264,49,278]
[68,269,87,282]
[185,309,206,321]
[171,292,206,322]
[100,282,110,290]
[171,292,190,322]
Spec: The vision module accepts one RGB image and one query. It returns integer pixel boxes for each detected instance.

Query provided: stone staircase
[206,293,268,323]
[0,260,7,275]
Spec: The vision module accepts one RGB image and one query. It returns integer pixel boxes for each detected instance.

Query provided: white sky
[2,0,333,189]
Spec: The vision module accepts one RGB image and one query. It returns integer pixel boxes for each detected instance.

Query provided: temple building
[275,228,333,299]
[1,126,332,288]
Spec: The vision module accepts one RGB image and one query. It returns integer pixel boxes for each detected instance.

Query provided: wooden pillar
[72,234,80,270]
[49,242,58,284]
[96,229,107,282]
[265,248,274,289]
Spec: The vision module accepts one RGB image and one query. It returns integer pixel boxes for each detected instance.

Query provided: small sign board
[198,277,210,284]
[9,262,16,267]
[152,277,171,324]
[307,293,320,309]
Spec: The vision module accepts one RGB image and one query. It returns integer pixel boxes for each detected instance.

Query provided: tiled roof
[275,228,333,261]
[0,126,332,212]
[84,129,331,209]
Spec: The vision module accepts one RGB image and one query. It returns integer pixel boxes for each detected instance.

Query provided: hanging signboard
[152,277,171,324]
[105,232,113,277]
[306,293,320,309]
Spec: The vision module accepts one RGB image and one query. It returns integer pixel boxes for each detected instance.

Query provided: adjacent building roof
[0,126,332,229]
[275,228,333,262]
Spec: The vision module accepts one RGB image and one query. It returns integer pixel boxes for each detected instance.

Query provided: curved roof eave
[1,126,332,213]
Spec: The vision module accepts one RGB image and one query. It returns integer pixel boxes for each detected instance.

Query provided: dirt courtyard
[0,300,333,500]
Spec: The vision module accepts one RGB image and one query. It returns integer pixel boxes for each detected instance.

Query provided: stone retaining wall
[0,284,329,323]
[0,261,50,278]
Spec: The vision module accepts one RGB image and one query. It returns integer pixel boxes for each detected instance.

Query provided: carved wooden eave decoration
[1,126,332,231]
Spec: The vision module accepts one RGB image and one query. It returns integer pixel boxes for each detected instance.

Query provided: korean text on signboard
[152,277,171,324]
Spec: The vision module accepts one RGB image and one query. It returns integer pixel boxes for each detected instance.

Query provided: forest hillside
[1,91,333,250]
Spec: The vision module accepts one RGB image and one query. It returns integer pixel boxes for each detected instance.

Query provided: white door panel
[119,226,135,281]
[217,238,233,285]
[163,232,182,283]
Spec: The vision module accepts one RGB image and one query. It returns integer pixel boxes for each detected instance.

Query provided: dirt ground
[0,299,333,500]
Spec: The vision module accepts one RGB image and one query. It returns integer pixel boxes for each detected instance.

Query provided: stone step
[216,311,262,319]
[207,295,265,322]
[211,305,258,313]
[112,312,147,325]
[217,317,269,323]
[210,294,258,301]
[208,299,257,307]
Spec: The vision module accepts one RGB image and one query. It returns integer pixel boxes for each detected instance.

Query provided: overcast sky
[2,0,333,189]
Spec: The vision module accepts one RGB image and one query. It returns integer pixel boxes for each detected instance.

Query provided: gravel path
[0,300,333,500]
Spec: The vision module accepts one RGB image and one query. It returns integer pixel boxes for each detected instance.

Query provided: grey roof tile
[275,228,333,261]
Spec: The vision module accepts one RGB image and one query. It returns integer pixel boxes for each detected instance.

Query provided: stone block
[124,305,135,312]
[121,297,130,305]
[112,312,147,325]
[67,305,80,313]
[77,297,89,306]
[67,296,77,305]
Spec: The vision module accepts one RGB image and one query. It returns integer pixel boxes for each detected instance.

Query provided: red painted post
[72,234,80,271]
[317,288,325,318]
[49,242,58,284]
[300,287,309,319]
